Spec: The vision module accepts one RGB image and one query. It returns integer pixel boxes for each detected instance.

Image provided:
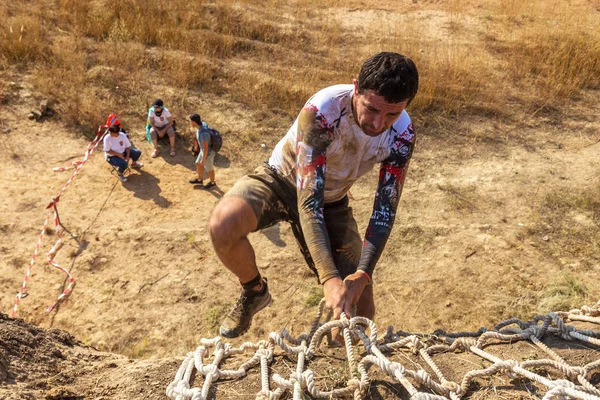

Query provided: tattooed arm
[296,106,338,283]
[359,124,415,278]
[340,124,415,318]
[295,105,354,323]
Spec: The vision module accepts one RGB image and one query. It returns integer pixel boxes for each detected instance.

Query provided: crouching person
[147,98,176,157]
[103,124,143,182]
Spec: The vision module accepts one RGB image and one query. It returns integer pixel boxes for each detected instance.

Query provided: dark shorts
[224,165,362,282]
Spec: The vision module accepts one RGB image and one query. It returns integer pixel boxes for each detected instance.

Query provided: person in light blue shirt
[189,113,216,189]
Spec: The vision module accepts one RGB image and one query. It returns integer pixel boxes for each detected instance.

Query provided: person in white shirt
[147,98,176,157]
[103,124,143,182]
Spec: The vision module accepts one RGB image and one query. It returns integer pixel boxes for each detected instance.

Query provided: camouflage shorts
[224,164,362,281]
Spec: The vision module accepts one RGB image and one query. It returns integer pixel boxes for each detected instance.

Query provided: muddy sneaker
[219,278,272,338]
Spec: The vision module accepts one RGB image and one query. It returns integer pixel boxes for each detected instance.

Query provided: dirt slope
[0,312,178,400]
[3,309,600,400]
[0,68,600,400]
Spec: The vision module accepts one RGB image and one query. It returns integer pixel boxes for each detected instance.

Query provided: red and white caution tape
[44,203,76,313]
[12,126,108,317]
[12,213,51,317]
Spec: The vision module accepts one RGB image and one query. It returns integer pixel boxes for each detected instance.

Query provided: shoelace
[229,293,248,318]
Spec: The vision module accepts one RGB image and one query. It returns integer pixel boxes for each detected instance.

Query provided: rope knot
[256,392,269,400]
[553,379,577,390]
[256,348,273,362]
[203,364,219,378]
[389,361,406,376]
[339,313,351,329]
[222,343,232,354]
[497,359,518,373]
[566,366,586,380]
[346,377,360,391]
[409,336,425,353]
[257,389,278,400]
[559,324,576,340]
[454,337,477,351]
[385,326,398,342]
[175,380,190,392]
[523,326,541,338]
[289,375,303,388]
[441,380,462,395]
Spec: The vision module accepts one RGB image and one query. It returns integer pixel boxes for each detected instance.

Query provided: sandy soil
[2,87,598,347]
[0,80,599,399]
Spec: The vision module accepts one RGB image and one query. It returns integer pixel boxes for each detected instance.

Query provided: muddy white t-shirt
[267,84,416,282]
[269,84,413,203]
[103,132,131,158]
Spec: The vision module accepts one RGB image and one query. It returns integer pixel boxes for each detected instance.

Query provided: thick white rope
[167,299,600,399]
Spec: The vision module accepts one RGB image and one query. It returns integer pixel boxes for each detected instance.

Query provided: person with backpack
[188,113,218,189]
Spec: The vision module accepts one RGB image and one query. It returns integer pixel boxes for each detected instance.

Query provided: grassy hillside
[2,0,598,138]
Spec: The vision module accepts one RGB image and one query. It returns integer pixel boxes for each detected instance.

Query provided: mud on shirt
[268,84,415,282]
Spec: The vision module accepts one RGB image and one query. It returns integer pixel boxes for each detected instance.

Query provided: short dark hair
[153,98,164,107]
[108,124,120,133]
[357,52,419,105]
[189,113,202,125]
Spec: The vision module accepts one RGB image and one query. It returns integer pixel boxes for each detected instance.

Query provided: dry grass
[0,15,50,67]
[528,183,600,265]
[2,0,598,143]
[519,181,600,313]
[437,184,481,214]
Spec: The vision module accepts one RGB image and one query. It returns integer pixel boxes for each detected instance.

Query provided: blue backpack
[208,127,222,153]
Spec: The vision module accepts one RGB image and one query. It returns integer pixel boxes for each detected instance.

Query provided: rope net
[167,299,600,400]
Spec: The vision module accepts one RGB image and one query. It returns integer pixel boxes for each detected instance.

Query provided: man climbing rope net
[209,52,419,338]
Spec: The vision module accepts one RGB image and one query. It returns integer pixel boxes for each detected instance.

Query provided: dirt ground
[1,82,599,398]
[1,1,600,398]
[4,87,600,347]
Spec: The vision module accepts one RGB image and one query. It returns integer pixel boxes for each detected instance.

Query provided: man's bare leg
[210,196,271,337]
[209,196,261,288]
[169,135,175,153]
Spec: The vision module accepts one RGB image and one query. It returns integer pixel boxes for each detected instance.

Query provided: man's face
[352,79,408,137]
